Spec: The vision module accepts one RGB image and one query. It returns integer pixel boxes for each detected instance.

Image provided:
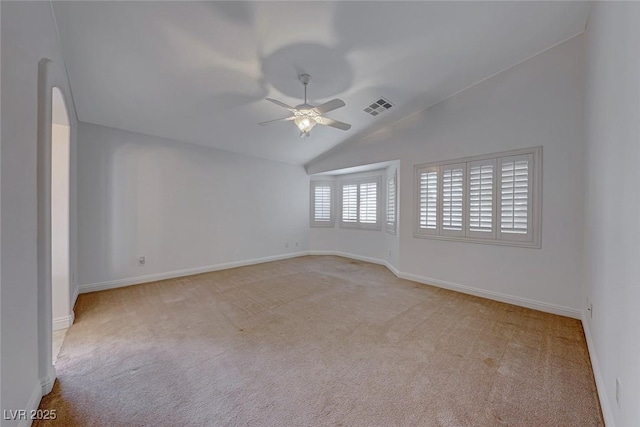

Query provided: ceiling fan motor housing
[299,74,311,85]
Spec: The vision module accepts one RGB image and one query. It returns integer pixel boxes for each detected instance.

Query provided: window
[310,181,334,227]
[468,159,496,238]
[340,176,381,230]
[418,167,438,233]
[386,171,397,234]
[441,163,465,237]
[414,146,541,247]
[498,154,534,243]
[342,183,358,223]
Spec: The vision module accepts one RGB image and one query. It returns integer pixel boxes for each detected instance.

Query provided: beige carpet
[37,256,603,426]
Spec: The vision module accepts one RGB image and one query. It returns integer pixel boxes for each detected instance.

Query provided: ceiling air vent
[364,98,393,116]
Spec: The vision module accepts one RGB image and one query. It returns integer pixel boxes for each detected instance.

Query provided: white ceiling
[52,1,590,166]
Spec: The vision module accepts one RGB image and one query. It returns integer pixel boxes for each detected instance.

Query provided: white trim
[412,233,542,249]
[307,251,577,318]
[53,314,74,331]
[17,381,45,427]
[310,180,335,228]
[308,250,400,276]
[12,366,57,427]
[80,250,578,320]
[582,312,615,426]
[399,271,579,319]
[413,146,542,248]
[41,363,56,396]
[79,252,310,293]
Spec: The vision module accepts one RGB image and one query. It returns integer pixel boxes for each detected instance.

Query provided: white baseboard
[15,381,44,427]
[80,250,579,319]
[41,363,56,396]
[582,312,614,426]
[79,251,310,294]
[384,261,400,277]
[52,313,74,331]
[399,271,580,319]
[309,250,578,319]
[308,250,400,276]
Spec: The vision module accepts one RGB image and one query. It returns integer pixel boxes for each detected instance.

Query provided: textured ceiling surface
[53,1,590,165]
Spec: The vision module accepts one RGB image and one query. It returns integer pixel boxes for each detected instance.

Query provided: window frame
[309,180,335,228]
[386,170,397,235]
[339,176,382,231]
[414,146,542,248]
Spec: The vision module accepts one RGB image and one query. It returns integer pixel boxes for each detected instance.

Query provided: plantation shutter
[414,146,540,247]
[342,184,358,223]
[441,163,465,237]
[386,172,397,234]
[359,182,378,224]
[498,154,533,242]
[467,159,496,238]
[314,185,332,222]
[310,181,334,227]
[418,166,438,234]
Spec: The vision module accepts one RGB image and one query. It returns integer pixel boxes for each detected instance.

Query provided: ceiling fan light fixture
[259,73,351,136]
[294,109,319,136]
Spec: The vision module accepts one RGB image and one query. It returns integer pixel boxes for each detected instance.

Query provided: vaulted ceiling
[52,1,590,165]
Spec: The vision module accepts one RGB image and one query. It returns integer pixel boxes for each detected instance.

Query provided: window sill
[412,232,541,249]
[310,222,335,228]
[340,223,382,231]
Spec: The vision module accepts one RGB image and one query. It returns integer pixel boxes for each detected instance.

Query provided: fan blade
[317,117,351,131]
[313,99,346,114]
[266,98,296,111]
[259,116,295,126]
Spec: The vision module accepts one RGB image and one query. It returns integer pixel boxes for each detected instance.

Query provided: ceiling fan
[259,74,351,138]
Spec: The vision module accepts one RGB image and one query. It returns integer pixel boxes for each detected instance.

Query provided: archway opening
[51,86,71,364]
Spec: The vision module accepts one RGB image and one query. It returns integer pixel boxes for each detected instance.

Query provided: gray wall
[1,1,78,421]
[584,3,640,425]
[77,122,309,289]
[308,35,587,316]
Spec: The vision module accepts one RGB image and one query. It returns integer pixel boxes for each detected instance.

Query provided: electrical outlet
[616,378,622,408]
[138,256,145,266]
